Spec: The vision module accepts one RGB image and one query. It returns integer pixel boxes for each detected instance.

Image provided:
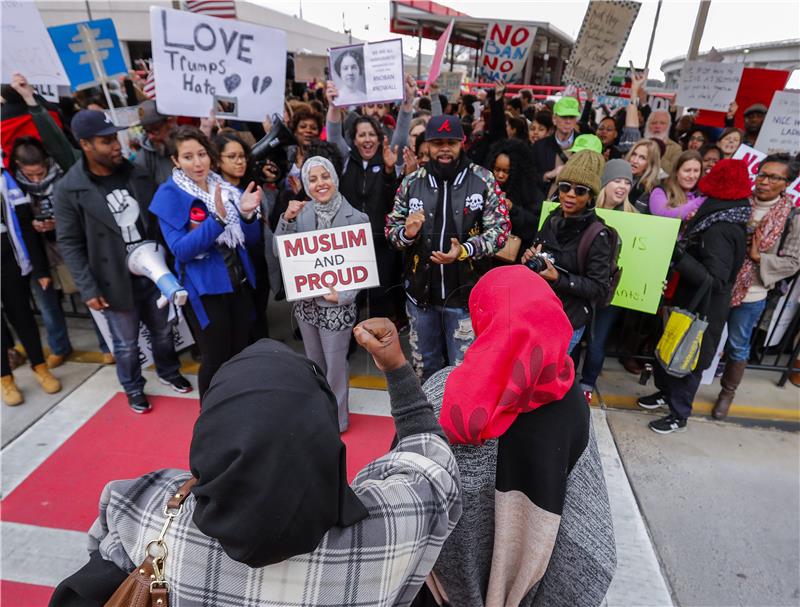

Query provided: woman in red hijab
[419,265,616,607]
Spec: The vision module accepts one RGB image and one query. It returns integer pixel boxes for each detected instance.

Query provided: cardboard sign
[562,1,641,94]
[1,1,69,86]
[675,61,744,112]
[276,223,380,301]
[695,67,789,128]
[437,71,463,103]
[538,202,681,314]
[480,22,537,84]
[47,19,127,91]
[90,309,194,369]
[150,7,286,122]
[427,20,454,90]
[754,90,800,155]
[294,54,327,82]
[732,144,765,186]
[329,39,404,107]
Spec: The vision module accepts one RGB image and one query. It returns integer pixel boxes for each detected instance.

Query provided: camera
[525,251,555,273]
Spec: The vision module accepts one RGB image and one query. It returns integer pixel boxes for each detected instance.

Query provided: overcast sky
[262,0,800,86]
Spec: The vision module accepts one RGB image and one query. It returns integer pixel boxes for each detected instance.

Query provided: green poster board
[538,202,680,314]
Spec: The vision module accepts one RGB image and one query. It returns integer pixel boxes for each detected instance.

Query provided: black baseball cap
[425,115,464,141]
[71,110,123,140]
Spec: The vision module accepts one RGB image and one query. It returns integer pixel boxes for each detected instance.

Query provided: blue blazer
[150,177,260,328]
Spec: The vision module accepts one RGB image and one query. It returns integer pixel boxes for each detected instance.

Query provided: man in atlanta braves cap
[385,115,510,381]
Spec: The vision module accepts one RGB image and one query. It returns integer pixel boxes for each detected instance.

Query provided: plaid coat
[87,433,461,606]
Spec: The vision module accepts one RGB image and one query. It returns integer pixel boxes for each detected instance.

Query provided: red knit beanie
[698,158,753,200]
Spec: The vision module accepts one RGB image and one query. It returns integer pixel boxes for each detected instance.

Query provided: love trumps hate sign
[275,223,380,302]
[150,7,286,122]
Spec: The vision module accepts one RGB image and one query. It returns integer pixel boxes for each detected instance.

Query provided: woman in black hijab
[50,321,461,607]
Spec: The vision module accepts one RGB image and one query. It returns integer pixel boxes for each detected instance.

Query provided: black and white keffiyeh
[172,168,245,248]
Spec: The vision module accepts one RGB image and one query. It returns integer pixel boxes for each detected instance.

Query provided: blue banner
[47,19,127,91]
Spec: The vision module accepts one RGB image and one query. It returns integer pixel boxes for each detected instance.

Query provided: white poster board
[480,22,536,84]
[754,90,800,155]
[150,7,286,122]
[1,0,69,85]
[276,223,379,301]
[562,0,641,94]
[675,61,744,112]
[329,39,404,107]
[437,71,463,103]
[90,309,194,368]
[31,83,60,103]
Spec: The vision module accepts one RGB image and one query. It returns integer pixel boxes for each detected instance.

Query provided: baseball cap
[70,110,123,140]
[425,115,464,141]
[137,100,167,127]
[743,103,768,117]
[553,96,580,117]
[568,134,603,155]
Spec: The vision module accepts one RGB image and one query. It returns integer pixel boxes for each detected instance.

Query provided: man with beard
[644,109,682,173]
[134,100,176,185]
[386,115,510,381]
[55,110,191,413]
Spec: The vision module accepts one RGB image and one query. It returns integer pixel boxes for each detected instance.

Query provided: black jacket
[671,197,749,370]
[537,208,613,329]
[54,158,159,310]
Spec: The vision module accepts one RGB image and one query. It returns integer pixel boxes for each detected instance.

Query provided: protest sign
[562,1,641,94]
[90,309,194,369]
[329,39,404,107]
[31,84,60,103]
[732,144,766,186]
[480,22,537,83]
[675,61,744,112]
[695,67,789,128]
[755,90,800,155]
[276,223,380,301]
[437,71,463,103]
[427,20,454,90]
[294,54,328,82]
[539,202,680,314]
[784,176,800,207]
[47,19,127,90]
[150,7,286,122]
[1,1,69,86]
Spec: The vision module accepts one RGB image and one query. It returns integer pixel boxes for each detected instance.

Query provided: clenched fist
[353,318,406,372]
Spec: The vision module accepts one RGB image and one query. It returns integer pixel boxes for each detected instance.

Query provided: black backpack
[577,220,622,308]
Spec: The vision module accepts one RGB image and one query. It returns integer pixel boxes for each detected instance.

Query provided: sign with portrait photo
[149,7,286,122]
[329,39,404,107]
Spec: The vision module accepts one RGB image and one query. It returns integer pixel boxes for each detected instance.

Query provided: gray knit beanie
[601,159,633,188]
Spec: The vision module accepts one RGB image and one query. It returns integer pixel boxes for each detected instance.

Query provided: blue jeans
[30,278,72,355]
[568,325,586,355]
[725,298,767,362]
[406,301,474,383]
[580,305,623,389]
[102,277,180,394]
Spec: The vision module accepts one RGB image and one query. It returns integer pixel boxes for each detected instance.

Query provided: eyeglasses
[558,182,591,197]
[221,153,247,163]
[689,134,706,142]
[755,173,788,184]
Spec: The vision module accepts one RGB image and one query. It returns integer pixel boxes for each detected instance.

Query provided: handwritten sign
[676,61,744,112]
[90,309,194,368]
[31,84,60,103]
[427,20,454,90]
[562,1,641,94]
[329,39,404,107]
[1,1,69,86]
[480,22,537,83]
[539,202,680,314]
[755,90,800,155]
[150,7,286,122]
[437,71,463,103]
[276,223,380,301]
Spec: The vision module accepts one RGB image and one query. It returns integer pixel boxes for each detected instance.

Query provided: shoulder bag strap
[577,221,607,275]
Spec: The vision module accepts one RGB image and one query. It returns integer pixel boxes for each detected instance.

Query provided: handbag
[494,234,522,263]
[104,477,197,607]
[655,275,712,377]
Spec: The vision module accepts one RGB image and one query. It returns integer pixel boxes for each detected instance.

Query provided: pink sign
[427,20,454,90]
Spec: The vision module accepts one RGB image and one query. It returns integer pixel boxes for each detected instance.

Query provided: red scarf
[731,194,792,307]
[439,266,575,445]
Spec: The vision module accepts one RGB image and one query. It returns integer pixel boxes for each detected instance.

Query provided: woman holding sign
[274,156,369,432]
[150,126,262,400]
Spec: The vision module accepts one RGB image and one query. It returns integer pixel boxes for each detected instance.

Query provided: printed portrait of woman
[331,47,366,105]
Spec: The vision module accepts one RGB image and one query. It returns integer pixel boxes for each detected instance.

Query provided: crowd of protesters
[0,41,798,607]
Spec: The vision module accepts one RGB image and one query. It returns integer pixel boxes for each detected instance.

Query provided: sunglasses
[557,182,591,197]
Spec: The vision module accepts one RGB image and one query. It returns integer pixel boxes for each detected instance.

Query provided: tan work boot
[47,353,68,368]
[33,363,61,394]
[1,375,24,406]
